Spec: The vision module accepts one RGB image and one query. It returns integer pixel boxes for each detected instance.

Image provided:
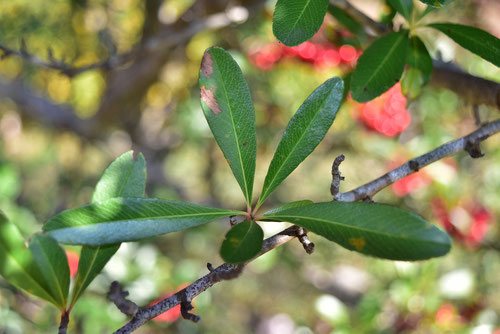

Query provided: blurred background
[0,0,499,333]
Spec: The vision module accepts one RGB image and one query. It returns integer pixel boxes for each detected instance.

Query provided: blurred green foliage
[0,0,499,333]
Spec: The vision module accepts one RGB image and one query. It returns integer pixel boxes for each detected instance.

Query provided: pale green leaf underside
[44,198,243,246]
[258,77,344,206]
[429,23,500,67]
[273,0,329,46]
[262,202,451,260]
[351,31,409,102]
[199,47,256,206]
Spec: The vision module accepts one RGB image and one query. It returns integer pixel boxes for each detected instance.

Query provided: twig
[113,225,307,334]
[335,119,500,202]
[0,4,252,77]
[107,281,139,317]
[330,154,346,197]
[57,311,69,334]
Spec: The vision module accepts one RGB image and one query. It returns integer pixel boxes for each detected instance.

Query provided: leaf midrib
[50,210,241,229]
[259,88,333,204]
[359,32,407,90]
[214,55,253,204]
[281,0,315,44]
[263,213,445,245]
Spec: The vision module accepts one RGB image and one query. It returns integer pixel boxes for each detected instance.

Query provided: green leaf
[71,245,118,306]
[387,0,413,21]
[257,77,344,208]
[44,198,243,246]
[220,221,264,263]
[262,202,451,260]
[273,0,329,46]
[263,200,314,216]
[327,5,363,35]
[71,151,147,305]
[0,211,58,306]
[351,31,409,102]
[199,47,256,207]
[92,151,146,203]
[428,23,500,67]
[407,36,433,83]
[29,235,70,309]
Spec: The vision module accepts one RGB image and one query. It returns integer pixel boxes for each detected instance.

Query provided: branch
[330,0,500,109]
[0,3,256,77]
[112,225,309,334]
[335,119,500,202]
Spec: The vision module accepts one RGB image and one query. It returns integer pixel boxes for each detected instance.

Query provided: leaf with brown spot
[198,47,256,207]
[262,201,451,261]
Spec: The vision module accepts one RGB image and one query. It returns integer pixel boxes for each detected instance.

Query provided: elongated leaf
[92,151,146,203]
[199,47,256,207]
[428,23,500,67]
[387,0,413,21]
[72,151,147,306]
[263,200,313,215]
[273,0,329,46]
[220,221,264,263]
[0,211,58,306]
[262,202,451,260]
[44,198,243,246]
[257,78,344,207]
[351,31,409,102]
[407,36,433,83]
[29,235,70,309]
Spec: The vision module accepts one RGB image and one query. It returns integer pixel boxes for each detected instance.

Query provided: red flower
[356,83,411,137]
[65,250,80,278]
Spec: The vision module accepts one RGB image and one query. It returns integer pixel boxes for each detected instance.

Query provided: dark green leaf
[263,200,314,216]
[387,0,413,21]
[199,47,256,207]
[220,221,264,263]
[44,198,243,245]
[428,23,500,66]
[407,36,433,83]
[91,151,146,203]
[71,151,147,305]
[257,77,344,208]
[273,0,329,46]
[0,211,58,306]
[351,31,409,102]
[262,202,451,260]
[29,235,70,309]
[328,5,363,35]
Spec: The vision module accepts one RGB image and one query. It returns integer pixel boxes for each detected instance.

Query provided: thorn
[296,227,315,254]
[107,281,139,317]
[207,263,215,272]
[229,216,237,226]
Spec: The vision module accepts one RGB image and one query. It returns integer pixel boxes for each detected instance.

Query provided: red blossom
[355,83,411,137]
[65,250,80,278]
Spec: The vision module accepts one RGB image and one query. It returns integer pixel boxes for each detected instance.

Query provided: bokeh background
[0,0,499,333]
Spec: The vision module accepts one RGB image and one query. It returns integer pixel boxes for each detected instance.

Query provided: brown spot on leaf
[348,237,366,251]
[201,52,213,77]
[200,86,222,114]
